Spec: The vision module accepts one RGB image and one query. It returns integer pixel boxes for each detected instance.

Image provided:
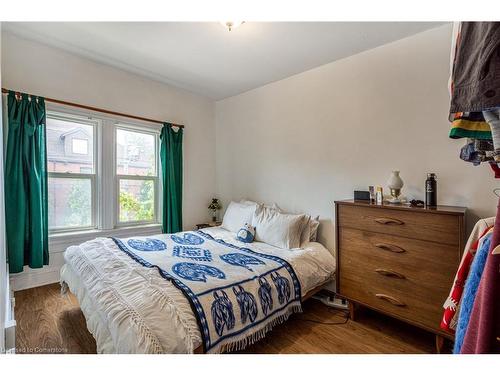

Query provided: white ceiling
[3,22,445,100]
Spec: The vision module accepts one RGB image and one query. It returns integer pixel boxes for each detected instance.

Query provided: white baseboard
[10,269,61,291]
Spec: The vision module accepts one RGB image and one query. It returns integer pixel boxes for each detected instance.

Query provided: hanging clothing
[449,22,500,177]
[459,138,494,165]
[160,123,183,234]
[483,109,500,161]
[441,217,495,332]
[4,91,49,273]
[449,22,500,114]
[453,230,492,353]
[490,162,500,178]
[450,111,492,140]
[461,199,500,353]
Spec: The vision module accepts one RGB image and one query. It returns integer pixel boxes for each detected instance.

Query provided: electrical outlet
[313,294,349,310]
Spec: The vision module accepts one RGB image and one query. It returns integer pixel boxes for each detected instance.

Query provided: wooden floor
[15,283,440,354]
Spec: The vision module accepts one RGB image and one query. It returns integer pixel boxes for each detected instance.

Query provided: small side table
[196,221,222,230]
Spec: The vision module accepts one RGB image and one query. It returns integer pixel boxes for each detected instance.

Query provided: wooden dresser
[335,200,466,348]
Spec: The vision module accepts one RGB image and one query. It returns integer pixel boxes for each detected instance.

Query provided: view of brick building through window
[116,128,156,223]
[47,115,157,230]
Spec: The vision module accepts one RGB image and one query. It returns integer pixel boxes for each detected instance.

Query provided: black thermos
[425,173,437,207]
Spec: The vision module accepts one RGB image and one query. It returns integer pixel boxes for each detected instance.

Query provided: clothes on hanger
[490,162,500,178]
[446,24,493,140]
[453,230,492,353]
[483,109,500,161]
[441,217,495,332]
[450,111,491,140]
[449,22,500,177]
[460,199,500,353]
[449,22,500,114]
[459,138,494,165]
[445,22,500,353]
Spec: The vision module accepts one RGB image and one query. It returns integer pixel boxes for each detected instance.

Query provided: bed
[60,226,335,353]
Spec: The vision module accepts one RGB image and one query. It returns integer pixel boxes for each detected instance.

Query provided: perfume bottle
[369,186,375,203]
[376,186,383,204]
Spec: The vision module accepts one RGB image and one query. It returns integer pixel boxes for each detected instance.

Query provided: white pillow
[300,216,312,246]
[253,207,306,249]
[309,216,320,242]
[222,201,258,233]
[239,199,260,207]
[240,199,281,212]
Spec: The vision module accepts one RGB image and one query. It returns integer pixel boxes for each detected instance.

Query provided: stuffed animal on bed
[236,223,255,243]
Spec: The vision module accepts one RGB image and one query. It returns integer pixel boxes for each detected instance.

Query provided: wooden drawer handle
[375,268,406,279]
[375,293,406,307]
[374,243,406,253]
[374,217,404,225]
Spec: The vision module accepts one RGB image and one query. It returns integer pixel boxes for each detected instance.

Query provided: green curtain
[160,123,183,233]
[4,91,49,273]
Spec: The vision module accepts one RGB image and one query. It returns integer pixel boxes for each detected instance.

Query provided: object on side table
[386,170,404,204]
[208,198,222,222]
[334,199,466,353]
[354,190,370,201]
[196,221,222,230]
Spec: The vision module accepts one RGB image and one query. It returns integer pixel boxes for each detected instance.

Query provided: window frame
[114,123,160,227]
[46,111,99,234]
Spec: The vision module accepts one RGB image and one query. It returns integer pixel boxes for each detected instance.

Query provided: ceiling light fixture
[220,21,244,32]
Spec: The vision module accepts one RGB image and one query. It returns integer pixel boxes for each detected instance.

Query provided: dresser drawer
[338,227,460,287]
[340,269,445,331]
[337,204,460,245]
[338,227,457,330]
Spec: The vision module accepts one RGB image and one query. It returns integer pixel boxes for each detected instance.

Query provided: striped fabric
[449,112,492,140]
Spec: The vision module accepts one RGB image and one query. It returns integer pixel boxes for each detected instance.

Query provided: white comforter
[60,227,335,353]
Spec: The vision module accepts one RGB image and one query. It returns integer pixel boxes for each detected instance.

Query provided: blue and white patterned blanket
[111,230,302,353]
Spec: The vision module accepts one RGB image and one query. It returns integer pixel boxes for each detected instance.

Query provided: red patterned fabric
[441,226,493,332]
[490,162,500,178]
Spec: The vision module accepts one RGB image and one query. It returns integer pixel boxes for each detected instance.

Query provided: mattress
[60,227,335,353]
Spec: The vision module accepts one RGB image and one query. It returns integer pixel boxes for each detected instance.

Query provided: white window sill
[49,223,162,248]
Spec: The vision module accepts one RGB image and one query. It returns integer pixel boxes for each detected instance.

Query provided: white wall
[215,24,498,253]
[1,32,216,290]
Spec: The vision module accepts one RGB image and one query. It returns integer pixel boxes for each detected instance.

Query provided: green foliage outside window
[119,180,154,222]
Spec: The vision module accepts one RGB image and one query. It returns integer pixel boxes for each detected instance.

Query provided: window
[47,114,96,231]
[46,110,160,234]
[116,127,158,224]
[72,138,88,155]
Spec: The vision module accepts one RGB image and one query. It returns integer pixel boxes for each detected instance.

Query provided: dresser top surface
[335,199,466,216]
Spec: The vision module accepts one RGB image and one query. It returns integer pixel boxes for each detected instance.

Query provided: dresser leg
[435,335,445,354]
[348,301,356,321]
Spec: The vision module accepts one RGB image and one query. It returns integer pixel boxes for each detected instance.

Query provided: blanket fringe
[60,280,69,295]
[63,239,165,354]
[216,303,303,353]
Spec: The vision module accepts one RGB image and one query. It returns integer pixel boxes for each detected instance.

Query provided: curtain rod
[1,88,185,129]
